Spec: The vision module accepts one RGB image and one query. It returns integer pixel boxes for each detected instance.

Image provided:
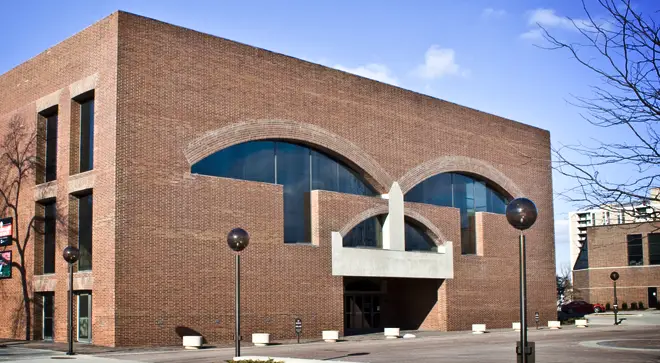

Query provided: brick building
[0,12,556,347]
[573,221,660,309]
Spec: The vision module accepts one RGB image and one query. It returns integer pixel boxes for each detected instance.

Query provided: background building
[570,190,660,308]
[0,12,556,347]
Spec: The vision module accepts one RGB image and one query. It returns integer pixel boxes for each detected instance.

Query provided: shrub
[622,302,628,310]
[631,302,638,310]
[639,301,645,309]
[606,302,611,311]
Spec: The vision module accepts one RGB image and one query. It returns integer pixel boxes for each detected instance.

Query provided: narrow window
[79,98,94,172]
[43,201,56,274]
[649,233,660,265]
[627,234,643,266]
[78,194,93,271]
[45,112,58,181]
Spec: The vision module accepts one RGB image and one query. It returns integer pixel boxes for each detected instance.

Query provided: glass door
[43,294,54,341]
[77,293,91,342]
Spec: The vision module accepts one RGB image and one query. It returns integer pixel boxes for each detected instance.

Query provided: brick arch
[403,209,449,245]
[338,206,448,247]
[184,119,394,193]
[338,205,389,237]
[398,156,524,198]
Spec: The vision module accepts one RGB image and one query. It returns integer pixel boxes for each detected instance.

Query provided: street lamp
[610,271,619,325]
[227,228,249,358]
[506,197,538,363]
[62,246,80,356]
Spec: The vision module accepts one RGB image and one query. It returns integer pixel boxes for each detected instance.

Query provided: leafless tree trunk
[0,114,39,341]
[541,0,660,216]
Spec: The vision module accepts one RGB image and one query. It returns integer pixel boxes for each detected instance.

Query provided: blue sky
[1,0,634,273]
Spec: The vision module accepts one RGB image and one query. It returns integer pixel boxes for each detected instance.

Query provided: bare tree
[542,0,660,217]
[0,114,39,340]
[556,263,574,303]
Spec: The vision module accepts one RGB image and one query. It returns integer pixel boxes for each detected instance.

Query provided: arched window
[343,215,385,248]
[192,141,377,243]
[405,218,437,252]
[404,172,510,255]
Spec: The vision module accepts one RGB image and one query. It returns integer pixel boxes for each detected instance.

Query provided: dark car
[560,300,595,317]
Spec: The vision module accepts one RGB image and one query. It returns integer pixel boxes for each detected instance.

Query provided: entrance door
[77,293,91,342]
[43,294,54,341]
[344,294,381,332]
[649,287,658,308]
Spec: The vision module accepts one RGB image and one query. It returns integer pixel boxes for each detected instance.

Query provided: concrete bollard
[384,328,400,339]
[472,324,486,334]
[575,319,588,328]
[322,330,339,343]
[183,336,203,349]
[548,321,561,330]
[512,322,521,331]
[251,333,270,347]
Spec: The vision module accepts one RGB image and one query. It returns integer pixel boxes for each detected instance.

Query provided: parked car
[560,300,595,316]
[593,303,606,313]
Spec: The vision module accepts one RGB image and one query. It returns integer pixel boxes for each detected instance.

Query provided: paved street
[2,321,659,363]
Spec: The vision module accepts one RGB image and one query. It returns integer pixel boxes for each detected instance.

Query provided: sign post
[0,217,13,246]
[295,318,302,344]
[534,312,539,330]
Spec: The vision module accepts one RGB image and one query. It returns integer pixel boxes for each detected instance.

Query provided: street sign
[0,217,12,246]
[295,318,302,343]
[0,251,11,279]
[534,312,539,330]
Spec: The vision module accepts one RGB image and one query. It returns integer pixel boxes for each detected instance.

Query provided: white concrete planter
[252,333,270,346]
[182,335,203,349]
[384,327,400,339]
[548,321,561,330]
[472,324,486,334]
[403,333,416,339]
[575,319,588,328]
[322,330,339,343]
[512,322,521,331]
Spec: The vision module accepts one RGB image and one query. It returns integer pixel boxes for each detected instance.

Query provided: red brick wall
[573,222,660,308]
[0,13,119,346]
[0,10,556,347]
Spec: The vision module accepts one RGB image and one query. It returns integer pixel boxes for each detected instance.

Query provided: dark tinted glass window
[192,141,275,183]
[343,216,384,248]
[405,220,437,252]
[45,114,58,182]
[277,142,311,243]
[627,234,643,266]
[78,194,93,271]
[80,99,94,172]
[405,172,509,255]
[43,202,56,274]
[649,233,660,265]
[192,141,376,243]
[574,240,589,270]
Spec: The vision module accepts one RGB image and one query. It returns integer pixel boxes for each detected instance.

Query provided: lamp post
[506,197,538,363]
[610,271,619,325]
[227,228,250,358]
[62,246,80,356]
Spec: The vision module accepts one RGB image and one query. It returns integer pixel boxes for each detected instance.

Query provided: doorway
[77,293,91,342]
[42,293,54,341]
[649,287,657,308]
[344,279,383,334]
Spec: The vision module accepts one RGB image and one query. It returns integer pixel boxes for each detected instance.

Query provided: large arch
[184,119,394,193]
[338,206,448,247]
[398,155,524,197]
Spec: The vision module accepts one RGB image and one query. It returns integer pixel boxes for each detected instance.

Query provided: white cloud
[521,8,594,40]
[482,8,506,18]
[333,63,398,86]
[413,45,468,80]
